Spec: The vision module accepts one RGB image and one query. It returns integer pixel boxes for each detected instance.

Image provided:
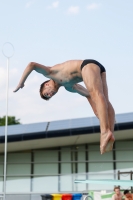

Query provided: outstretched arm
[65,84,99,118]
[13,62,51,92]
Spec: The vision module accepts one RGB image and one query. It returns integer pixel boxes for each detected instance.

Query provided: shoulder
[112,194,115,197]
[111,194,116,200]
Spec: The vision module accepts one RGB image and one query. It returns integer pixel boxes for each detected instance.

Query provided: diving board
[74,179,133,186]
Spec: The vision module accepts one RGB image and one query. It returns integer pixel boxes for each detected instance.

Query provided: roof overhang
[0,112,133,153]
[0,128,133,153]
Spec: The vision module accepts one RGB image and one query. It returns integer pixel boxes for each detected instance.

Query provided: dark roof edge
[0,121,133,144]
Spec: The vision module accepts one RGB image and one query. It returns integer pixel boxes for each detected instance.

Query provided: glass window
[88,145,114,190]
[7,152,31,163]
[61,147,71,162]
[6,177,31,193]
[33,150,58,192]
[115,141,133,173]
[60,147,73,191]
[32,176,58,192]
[34,163,58,175]
[34,150,58,162]
[60,174,73,192]
[6,153,31,192]
[115,141,133,149]
[76,146,86,191]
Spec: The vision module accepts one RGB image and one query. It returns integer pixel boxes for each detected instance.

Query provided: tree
[0,116,21,126]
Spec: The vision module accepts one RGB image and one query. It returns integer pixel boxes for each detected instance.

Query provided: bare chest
[51,70,82,86]
[114,194,123,200]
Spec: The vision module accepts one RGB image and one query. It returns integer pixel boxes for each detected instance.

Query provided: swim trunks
[81,59,106,73]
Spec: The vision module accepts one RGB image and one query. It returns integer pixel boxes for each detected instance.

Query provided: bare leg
[104,102,115,152]
[108,102,115,132]
[81,64,114,154]
[101,72,115,152]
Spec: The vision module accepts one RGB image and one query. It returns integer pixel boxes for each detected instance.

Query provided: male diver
[14,59,115,154]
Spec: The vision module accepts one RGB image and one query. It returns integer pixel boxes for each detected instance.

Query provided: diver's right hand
[13,83,25,92]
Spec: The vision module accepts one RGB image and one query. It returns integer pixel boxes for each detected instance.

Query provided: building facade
[0,112,133,198]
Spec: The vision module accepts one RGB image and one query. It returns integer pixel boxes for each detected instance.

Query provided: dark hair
[124,190,129,195]
[114,186,120,191]
[39,80,50,100]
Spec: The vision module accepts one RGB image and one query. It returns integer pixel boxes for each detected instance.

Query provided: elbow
[29,62,35,70]
[72,84,76,90]
[86,95,90,100]
[73,84,79,91]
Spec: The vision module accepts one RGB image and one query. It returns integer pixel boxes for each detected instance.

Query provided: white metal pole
[2,42,14,200]
[3,58,9,200]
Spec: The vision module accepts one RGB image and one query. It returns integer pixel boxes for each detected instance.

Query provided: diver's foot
[104,135,115,153]
[100,131,115,154]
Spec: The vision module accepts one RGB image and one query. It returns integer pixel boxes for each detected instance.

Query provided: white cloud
[67,6,79,15]
[52,1,59,8]
[47,1,59,9]
[87,3,100,11]
[25,1,34,9]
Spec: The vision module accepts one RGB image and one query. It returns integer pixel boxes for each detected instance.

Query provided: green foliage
[0,116,21,126]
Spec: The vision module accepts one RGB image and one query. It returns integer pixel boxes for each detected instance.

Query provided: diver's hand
[13,83,25,92]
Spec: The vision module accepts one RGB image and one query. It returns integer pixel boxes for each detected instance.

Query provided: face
[115,189,120,195]
[42,81,57,99]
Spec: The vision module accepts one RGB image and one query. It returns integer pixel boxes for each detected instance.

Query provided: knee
[108,101,115,113]
[95,111,99,119]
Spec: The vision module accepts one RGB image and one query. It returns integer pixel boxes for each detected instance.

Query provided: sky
[0,0,133,124]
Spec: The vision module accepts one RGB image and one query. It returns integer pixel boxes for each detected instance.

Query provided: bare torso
[112,194,123,200]
[46,60,83,87]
